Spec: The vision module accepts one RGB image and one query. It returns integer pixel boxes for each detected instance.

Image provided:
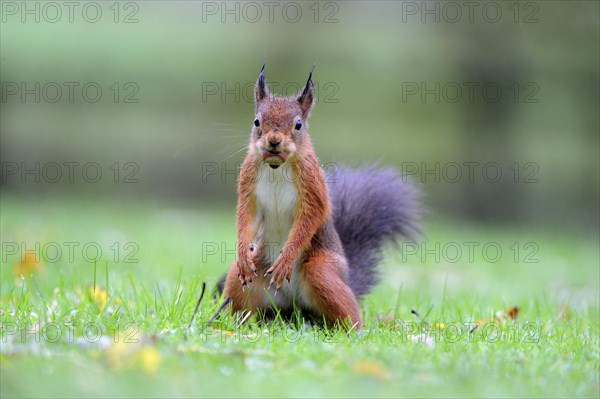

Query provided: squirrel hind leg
[300,250,362,329]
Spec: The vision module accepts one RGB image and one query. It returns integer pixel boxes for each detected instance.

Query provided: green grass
[1,194,598,398]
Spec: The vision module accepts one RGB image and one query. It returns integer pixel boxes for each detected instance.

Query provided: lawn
[1,194,598,398]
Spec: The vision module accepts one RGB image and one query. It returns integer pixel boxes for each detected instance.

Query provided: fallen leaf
[507,306,520,320]
[137,346,161,373]
[558,305,572,321]
[86,283,108,309]
[495,306,520,322]
[13,253,42,278]
[470,318,488,332]
[351,360,392,380]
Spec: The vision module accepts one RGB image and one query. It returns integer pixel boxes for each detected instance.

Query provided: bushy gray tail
[328,165,421,298]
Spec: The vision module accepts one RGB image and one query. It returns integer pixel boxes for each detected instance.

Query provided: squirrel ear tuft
[255,63,269,104]
[298,64,316,115]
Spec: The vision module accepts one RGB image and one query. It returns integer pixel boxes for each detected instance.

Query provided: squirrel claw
[238,271,252,290]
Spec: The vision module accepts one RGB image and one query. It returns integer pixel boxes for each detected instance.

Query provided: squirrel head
[250,64,315,169]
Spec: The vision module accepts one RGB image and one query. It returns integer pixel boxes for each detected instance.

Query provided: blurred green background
[1,2,599,398]
[1,0,598,231]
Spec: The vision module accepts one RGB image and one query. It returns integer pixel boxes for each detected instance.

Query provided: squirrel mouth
[262,150,287,168]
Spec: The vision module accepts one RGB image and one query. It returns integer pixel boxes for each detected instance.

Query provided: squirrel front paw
[237,255,257,288]
[265,256,292,290]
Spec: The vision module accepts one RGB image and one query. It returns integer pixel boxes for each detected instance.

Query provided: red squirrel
[220,65,420,328]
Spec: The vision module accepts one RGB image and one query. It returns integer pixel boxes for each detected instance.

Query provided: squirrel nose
[268,139,281,148]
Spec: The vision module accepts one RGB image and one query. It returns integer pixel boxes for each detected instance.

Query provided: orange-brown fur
[224,66,362,328]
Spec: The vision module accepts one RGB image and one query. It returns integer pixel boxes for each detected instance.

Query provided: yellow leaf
[137,347,161,374]
[13,253,42,278]
[351,360,391,380]
[87,283,108,309]
[106,341,131,369]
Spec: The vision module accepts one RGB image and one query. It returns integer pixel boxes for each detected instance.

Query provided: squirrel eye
[294,120,302,130]
[253,118,260,127]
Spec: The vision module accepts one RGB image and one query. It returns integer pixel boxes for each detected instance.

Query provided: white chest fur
[254,164,298,264]
[251,163,315,311]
